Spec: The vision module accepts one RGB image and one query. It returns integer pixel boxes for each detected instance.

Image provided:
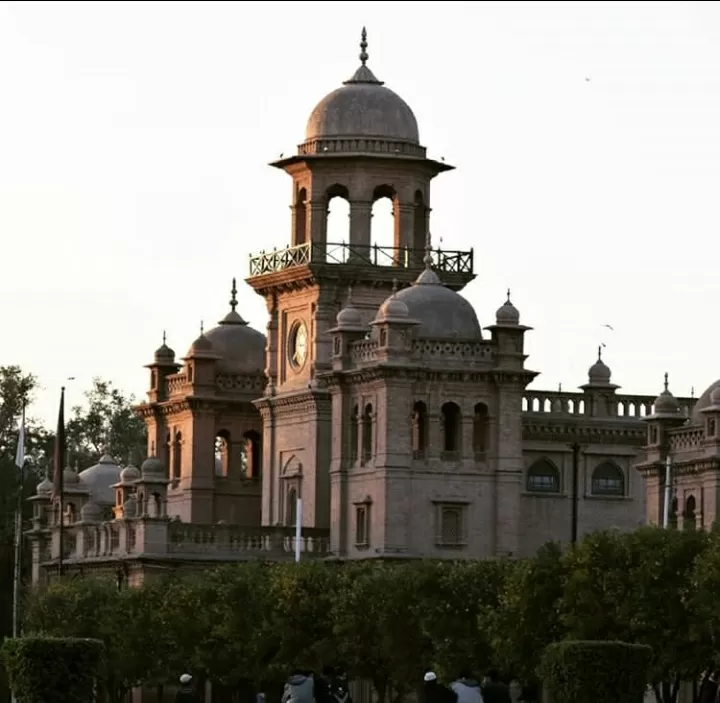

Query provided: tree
[560,527,709,703]
[490,542,568,682]
[65,378,147,469]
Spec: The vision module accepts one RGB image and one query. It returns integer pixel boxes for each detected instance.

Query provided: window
[435,503,467,547]
[286,488,298,527]
[709,418,716,437]
[361,404,373,464]
[441,402,462,459]
[349,405,359,462]
[412,401,428,458]
[684,495,697,531]
[649,426,658,444]
[526,460,560,493]
[244,430,262,479]
[172,431,182,480]
[214,431,230,477]
[355,504,370,547]
[473,403,489,460]
[591,462,624,496]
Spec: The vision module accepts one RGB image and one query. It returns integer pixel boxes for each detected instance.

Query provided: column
[349,200,372,262]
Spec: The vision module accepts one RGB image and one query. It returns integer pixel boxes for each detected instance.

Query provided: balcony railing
[249,241,474,278]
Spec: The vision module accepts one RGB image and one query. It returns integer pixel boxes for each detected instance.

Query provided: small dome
[119,464,140,483]
[305,30,420,145]
[335,285,366,330]
[64,466,79,486]
[141,456,165,478]
[375,283,411,324]
[495,291,520,326]
[36,476,53,496]
[691,379,720,422]
[387,254,481,339]
[588,348,612,385]
[710,385,720,407]
[154,333,176,364]
[186,331,215,358]
[654,374,680,415]
[78,453,121,505]
[80,501,103,523]
[123,496,138,519]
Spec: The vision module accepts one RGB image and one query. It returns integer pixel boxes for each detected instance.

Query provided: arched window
[361,404,373,465]
[349,404,359,462]
[684,495,697,531]
[294,187,307,246]
[473,403,489,459]
[214,430,230,477]
[286,488,298,527]
[591,462,624,496]
[527,460,560,493]
[172,432,182,480]
[412,401,428,458]
[326,184,350,255]
[371,184,397,263]
[244,430,261,479]
[441,402,462,458]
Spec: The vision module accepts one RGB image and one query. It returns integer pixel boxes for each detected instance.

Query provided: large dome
[692,379,719,422]
[381,258,481,339]
[78,453,121,505]
[304,29,420,145]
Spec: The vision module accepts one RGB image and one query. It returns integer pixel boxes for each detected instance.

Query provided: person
[175,674,200,703]
[481,670,510,703]
[319,666,352,703]
[423,672,458,703]
[282,670,316,703]
[451,670,483,703]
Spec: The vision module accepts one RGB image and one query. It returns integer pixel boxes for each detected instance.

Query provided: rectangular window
[355,505,369,547]
[435,503,467,547]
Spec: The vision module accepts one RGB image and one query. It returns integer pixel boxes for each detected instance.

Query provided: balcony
[248,241,474,278]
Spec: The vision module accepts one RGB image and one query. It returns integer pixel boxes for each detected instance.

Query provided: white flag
[15,413,25,469]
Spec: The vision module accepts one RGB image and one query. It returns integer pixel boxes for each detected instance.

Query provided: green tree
[560,527,709,703]
[490,542,568,682]
[66,378,147,469]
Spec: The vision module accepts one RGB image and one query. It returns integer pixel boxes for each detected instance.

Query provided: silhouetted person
[482,671,510,703]
[176,674,200,703]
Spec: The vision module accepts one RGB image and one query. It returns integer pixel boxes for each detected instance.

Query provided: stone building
[27,30,695,585]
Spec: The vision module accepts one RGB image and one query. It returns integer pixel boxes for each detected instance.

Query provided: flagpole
[12,403,25,641]
[53,386,66,578]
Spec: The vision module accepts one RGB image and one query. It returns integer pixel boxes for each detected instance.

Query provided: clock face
[290,322,308,369]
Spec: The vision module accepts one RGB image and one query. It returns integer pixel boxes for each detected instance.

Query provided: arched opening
[361,404,373,465]
[326,184,350,259]
[473,403,489,460]
[243,430,262,479]
[66,502,76,524]
[294,187,307,246]
[172,431,182,480]
[532,398,540,412]
[591,462,624,496]
[349,404,359,463]
[527,459,560,493]
[522,397,529,412]
[214,430,230,477]
[412,190,426,254]
[617,402,625,417]
[412,401,428,458]
[371,184,397,264]
[286,487,298,527]
[441,402,462,458]
[684,495,697,531]
[152,492,162,517]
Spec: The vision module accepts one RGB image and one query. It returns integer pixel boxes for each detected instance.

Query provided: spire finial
[162,330,167,346]
[506,288,512,304]
[230,278,238,313]
[200,320,204,335]
[558,382,562,392]
[359,27,368,66]
[597,345,602,361]
[692,386,696,399]
[423,231,433,268]
[664,372,669,392]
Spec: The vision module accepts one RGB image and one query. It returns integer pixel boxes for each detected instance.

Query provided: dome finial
[597,345,602,361]
[200,320,204,335]
[359,27,368,66]
[506,288,512,304]
[230,278,238,313]
[423,231,433,268]
[664,372,669,392]
[162,330,167,345]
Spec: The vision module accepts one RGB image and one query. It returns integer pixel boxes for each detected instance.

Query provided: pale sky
[2,0,719,425]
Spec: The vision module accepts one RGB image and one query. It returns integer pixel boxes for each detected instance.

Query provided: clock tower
[247,30,474,531]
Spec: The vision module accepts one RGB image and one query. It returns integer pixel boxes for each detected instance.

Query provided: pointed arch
[293,186,308,246]
[527,459,560,493]
[591,462,624,496]
[370,184,397,259]
[326,183,350,249]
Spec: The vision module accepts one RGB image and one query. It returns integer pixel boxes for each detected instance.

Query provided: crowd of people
[172,665,524,703]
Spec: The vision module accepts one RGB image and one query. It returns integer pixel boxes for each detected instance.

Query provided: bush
[1,636,105,703]
[539,641,651,703]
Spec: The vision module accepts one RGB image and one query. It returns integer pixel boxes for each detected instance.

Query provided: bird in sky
[603,324,614,331]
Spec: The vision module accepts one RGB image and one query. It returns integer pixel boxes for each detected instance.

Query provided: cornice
[523,421,646,446]
[322,366,537,388]
[254,387,332,418]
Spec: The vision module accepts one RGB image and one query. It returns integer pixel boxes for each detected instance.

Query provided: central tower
[247,30,475,531]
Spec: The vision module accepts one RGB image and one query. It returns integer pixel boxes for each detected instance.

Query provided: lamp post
[569,442,584,545]
[662,454,673,529]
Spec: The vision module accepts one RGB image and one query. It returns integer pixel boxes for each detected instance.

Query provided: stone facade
[28,29,696,585]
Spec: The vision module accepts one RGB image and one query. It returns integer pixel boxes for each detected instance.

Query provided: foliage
[1,635,105,703]
[489,541,567,682]
[66,377,147,468]
[539,640,651,703]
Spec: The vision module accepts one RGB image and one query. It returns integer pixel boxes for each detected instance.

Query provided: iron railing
[248,241,474,277]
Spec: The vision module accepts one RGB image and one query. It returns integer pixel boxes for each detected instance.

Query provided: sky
[1,0,719,426]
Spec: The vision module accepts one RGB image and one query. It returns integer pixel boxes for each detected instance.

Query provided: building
[27,30,696,585]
